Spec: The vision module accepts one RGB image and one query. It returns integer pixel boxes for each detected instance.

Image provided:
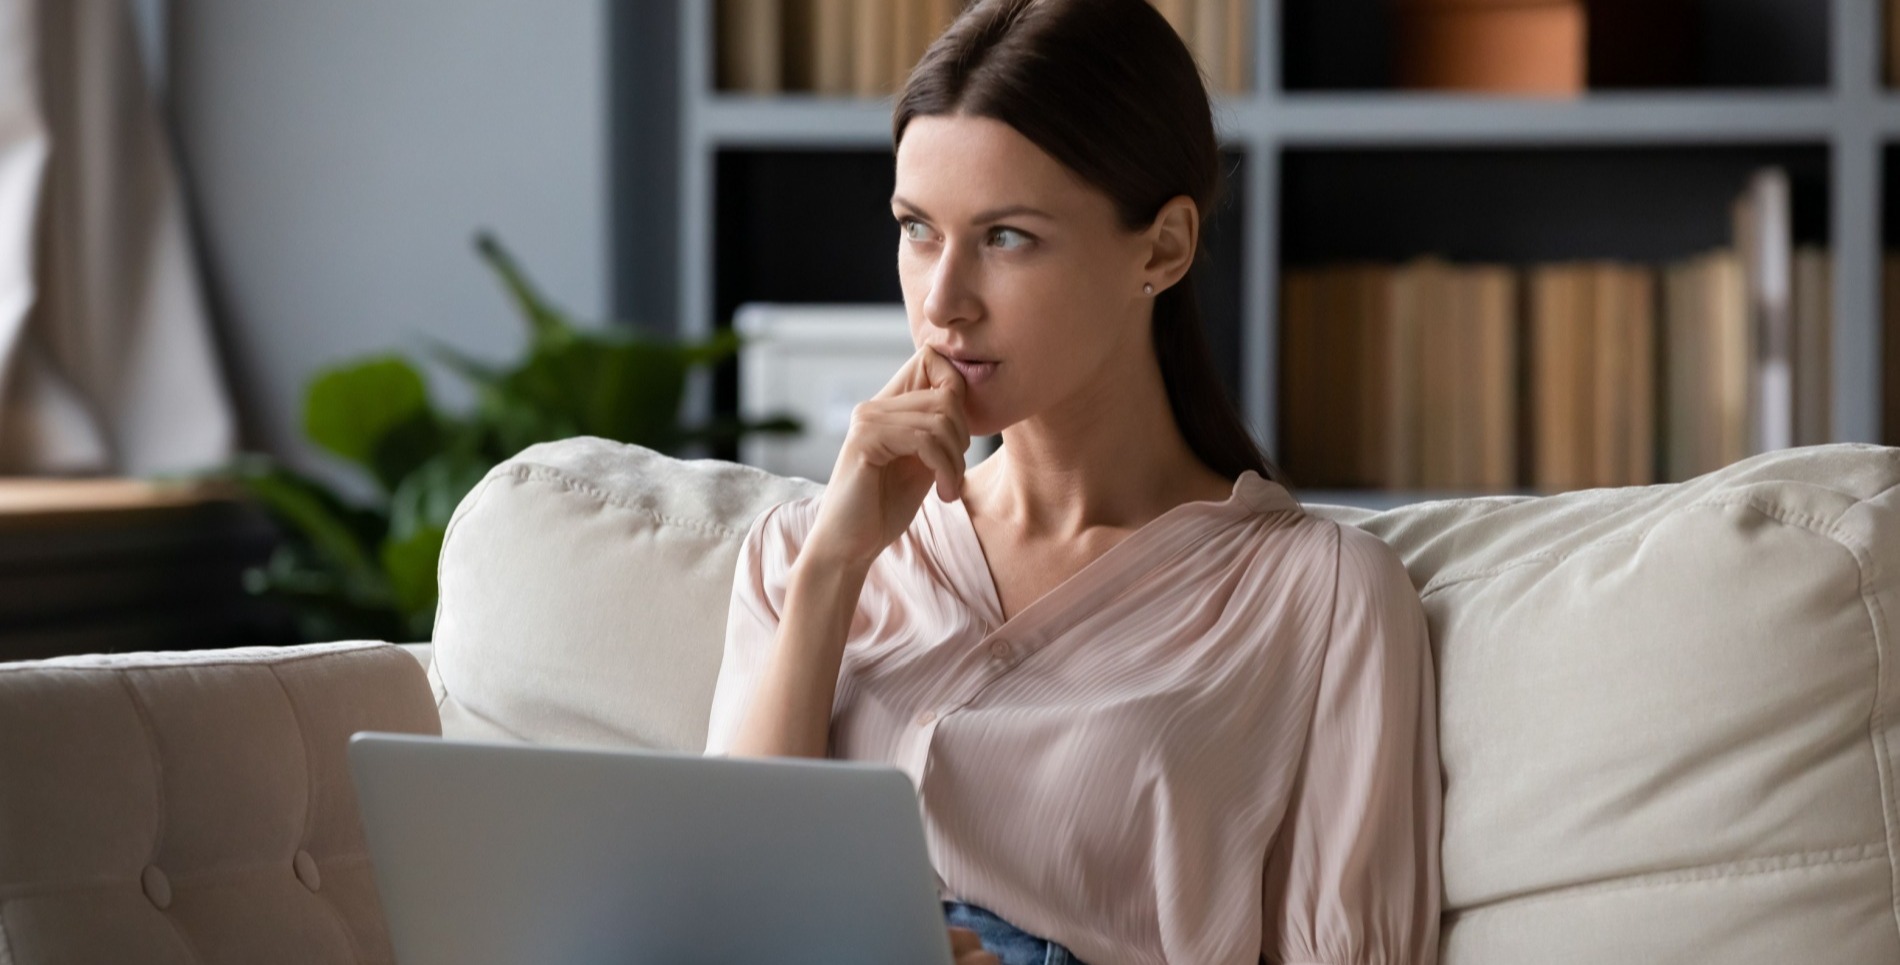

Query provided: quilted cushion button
[293,850,322,892]
[140,865,171,909]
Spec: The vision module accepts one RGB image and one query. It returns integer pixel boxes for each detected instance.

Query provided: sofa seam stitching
[0,642,393,676]
[1447,841,1889,921]
[265,664,367,963]
[1417,493,1853,600]
[497,463,755,539]
[115,674,205,962]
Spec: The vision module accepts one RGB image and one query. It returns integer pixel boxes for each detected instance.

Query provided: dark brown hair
[892,0,1289,487]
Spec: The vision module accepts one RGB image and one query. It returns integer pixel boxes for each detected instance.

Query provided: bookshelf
[661,0,1895,507]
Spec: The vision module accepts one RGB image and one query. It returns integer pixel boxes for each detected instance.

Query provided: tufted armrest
[0,640,440,964]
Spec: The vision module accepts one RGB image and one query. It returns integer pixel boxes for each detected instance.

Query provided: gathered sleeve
[1261,524,1443,965]
[700,500,796,757]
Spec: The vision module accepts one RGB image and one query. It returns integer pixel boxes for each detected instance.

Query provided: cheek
[896,248,932,303]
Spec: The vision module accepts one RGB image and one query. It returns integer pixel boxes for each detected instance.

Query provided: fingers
[874,343,969,409]
[865,389,972,456]
[912,344,970,406]
[846,409,966,501]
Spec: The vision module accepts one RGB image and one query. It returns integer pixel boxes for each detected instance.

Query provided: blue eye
[899,218,928,241]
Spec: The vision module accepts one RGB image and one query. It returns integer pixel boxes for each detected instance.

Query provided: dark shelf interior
[1885,144,1899,447]
[1281,144,1830,267]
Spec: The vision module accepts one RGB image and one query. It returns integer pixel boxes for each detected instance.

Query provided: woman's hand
[802,344,971,570]
[948,925,1001,964]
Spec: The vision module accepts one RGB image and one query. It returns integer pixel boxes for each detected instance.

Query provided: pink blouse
[703,469,1442,965]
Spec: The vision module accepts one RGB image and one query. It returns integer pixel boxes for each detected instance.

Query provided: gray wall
[166,0,610,497]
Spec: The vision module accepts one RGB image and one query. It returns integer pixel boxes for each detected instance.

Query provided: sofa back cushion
[429,437,1900,963]
[0,641,438,965]
[1302,443,1900,963]
[428,436,822,751]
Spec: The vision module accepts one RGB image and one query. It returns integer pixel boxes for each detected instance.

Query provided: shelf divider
[1265,92,1846,146]
[1834,0,1883,443]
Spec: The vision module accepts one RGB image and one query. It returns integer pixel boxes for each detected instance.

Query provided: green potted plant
[213,231,800,643]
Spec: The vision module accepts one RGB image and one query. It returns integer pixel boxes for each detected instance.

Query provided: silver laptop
[347,731,957,965]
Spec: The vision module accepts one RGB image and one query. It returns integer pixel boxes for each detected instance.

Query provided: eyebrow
[890,195,1055,225]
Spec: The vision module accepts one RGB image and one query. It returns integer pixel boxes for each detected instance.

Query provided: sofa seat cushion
[0,640,438,965]
[1302,443,1900,963]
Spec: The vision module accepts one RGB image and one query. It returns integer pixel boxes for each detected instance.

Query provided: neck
[967,335,1221,540]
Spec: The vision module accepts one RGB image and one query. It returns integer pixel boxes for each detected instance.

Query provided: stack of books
[714,0,1254,96]
[1279,169,1833,493]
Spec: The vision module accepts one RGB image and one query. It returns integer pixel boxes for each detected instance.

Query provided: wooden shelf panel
[0,478,241,529]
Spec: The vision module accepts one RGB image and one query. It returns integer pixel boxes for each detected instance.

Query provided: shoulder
[1330,522,1413,591]
[1325,521,1428,640]
[747,493,822,544]
[736,494,824,578]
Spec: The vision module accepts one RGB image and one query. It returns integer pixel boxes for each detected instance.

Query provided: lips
[947,358,1000,386]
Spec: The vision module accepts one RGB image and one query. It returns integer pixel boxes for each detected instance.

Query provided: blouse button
[989,640,1013,661]
[914,709,936,726]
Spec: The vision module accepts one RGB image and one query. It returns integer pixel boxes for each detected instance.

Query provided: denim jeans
[942,900,1087,965]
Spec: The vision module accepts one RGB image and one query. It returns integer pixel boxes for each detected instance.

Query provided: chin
[963,402,1005,440]
[968,414,1019,442]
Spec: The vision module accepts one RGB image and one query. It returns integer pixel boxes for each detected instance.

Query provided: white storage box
[734,303,1000,482]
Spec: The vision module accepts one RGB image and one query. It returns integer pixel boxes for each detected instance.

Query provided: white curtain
[0,0,234,475]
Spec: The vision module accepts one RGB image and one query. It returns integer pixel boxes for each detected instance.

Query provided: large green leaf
[303,356,440,490]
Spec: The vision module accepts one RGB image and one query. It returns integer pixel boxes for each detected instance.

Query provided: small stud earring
[1142,283,1154,295]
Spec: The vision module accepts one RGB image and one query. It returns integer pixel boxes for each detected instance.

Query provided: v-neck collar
[922,469,1298,643]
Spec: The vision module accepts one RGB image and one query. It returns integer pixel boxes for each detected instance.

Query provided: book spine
[812,0,854,95]
[717,0,784,94]
[853,0,893,96]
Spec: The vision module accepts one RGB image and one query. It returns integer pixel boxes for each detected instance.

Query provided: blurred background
[0,0,1890,659]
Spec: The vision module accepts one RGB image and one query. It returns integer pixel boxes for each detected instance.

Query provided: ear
[1139,195,1199,295]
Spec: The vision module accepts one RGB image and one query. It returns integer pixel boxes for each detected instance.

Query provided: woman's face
[892,113,1159,438]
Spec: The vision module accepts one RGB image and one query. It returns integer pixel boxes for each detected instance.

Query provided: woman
[702,1,1443,963]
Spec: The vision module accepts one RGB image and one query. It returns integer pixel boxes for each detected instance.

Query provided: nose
[919,239,980,331]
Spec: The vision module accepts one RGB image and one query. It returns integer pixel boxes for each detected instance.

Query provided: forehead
[894,114,1095,212]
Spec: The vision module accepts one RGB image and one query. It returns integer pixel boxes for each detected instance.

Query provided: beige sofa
[4,437,1898,964]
